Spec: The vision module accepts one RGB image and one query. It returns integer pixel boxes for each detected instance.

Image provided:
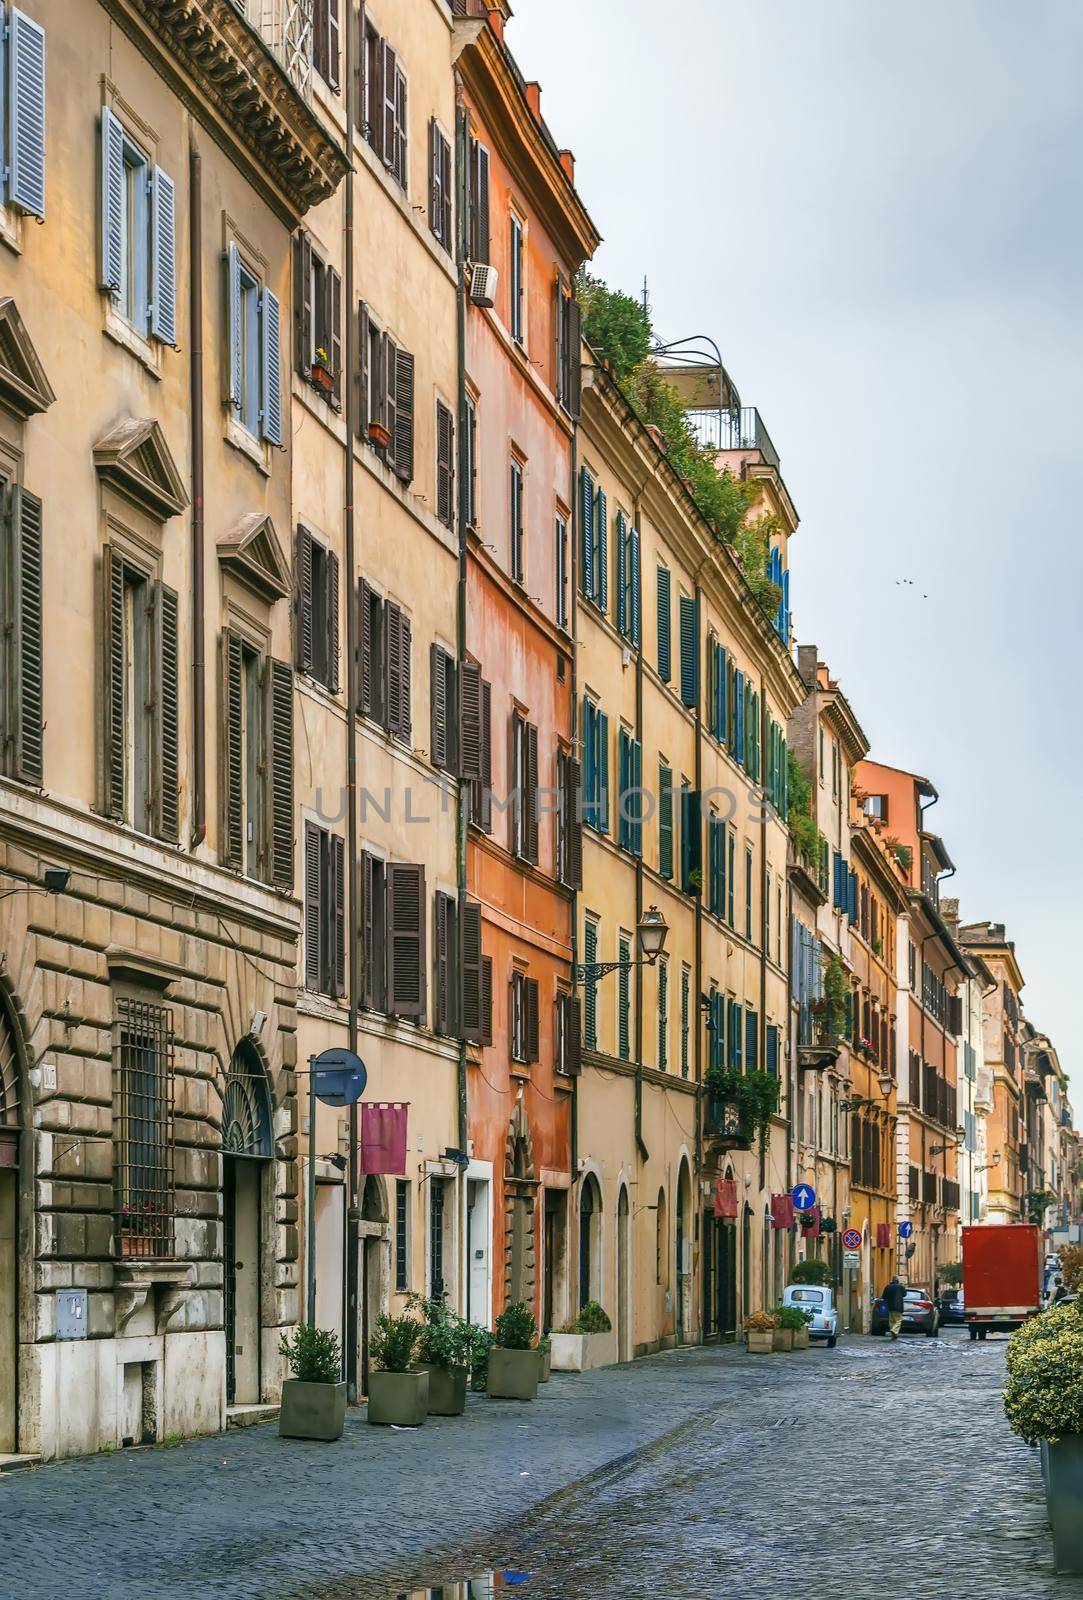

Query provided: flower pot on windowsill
[368,419,392,449]
[310,362,335,397]
[366,1368,429,1426]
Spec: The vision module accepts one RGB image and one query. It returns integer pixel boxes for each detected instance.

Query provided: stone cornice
[100,0,349,222]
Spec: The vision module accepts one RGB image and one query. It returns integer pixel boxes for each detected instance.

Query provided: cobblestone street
[2,1329,1074,1600]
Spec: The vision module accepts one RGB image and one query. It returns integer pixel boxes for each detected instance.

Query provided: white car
[783,1283,838,1347]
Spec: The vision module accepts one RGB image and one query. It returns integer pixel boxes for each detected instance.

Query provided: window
[430,644,480,777]
[224,243,282,445]
[555,512,569,631]
[220,630,294,886]
[468,675,493,832]
[657,958,669,1071]
[114,997,174,1259]
[303,821,345,997]
[707,636,727,743]
[2,7,45,220]
[678,594,698,708]
[434,892,488,1043]
[294,234,342,406]
[509,456,525,583]
[429,1177,447,1300]
[509,711,539,863]
[361,854,426,1020]
[656,566,671,681]
[765,868,772,956]
[556,990,581,1075]
[617,728,642,857]
[428,119,452,250]
[745,846,754,942]
[101,108,175,348]
[466,136,490,263]
[617,935,631,1061]
[708,813,725,918]
[312,0,340,89]
[615,512,640,644]
[864,793,889,823]
[680,965,691,1078]
[395,1180,410,1291]
[0,482,43,785]
[509,213,524,344]
[579,468,607,611]
[727,828,735,927]
[295,527,340,692]
[510,970,539,1064]
[707,988,724,1072]
[745,1007,758,1070]
[361,20,407,187]
[680,787,701,896]
[358,581,411,743]
[582,697,609,834]
[358,303,414,483]
[102,549,180,842]
[583,918,599,1052]
[435,402,455,529]
[658,762,675,880]
[554,277,581,416]
[464,393,478,530]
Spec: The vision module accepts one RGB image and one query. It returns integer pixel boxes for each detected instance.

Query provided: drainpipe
[693,582,704,1220]
[454,88,470,1167]
[188,141,206,848]
[758,671,768,1191]
[569,416,579,1187]
[632,487,647,1163]
[342,1,361,1403]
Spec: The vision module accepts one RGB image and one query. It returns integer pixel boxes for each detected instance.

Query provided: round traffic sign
[898,1220,914,1240]
[313,1047,367,1107]
[791,1183,817,1212]
[842,1227,862,1251]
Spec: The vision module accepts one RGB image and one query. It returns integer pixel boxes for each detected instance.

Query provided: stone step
[226,1404,280,1430]
[0,1453,41,1473]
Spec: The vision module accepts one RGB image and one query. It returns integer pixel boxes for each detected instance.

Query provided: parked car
[782,1284,838,1348]
[870,1288,941,1336]
[937,1288,966,1325]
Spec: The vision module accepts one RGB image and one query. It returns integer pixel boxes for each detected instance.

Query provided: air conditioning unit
[468,263,498,307]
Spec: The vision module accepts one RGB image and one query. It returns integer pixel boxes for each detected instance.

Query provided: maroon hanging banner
[359,1102,409,1176]
[770,1192,795,1230]
[713,1178,738,1219]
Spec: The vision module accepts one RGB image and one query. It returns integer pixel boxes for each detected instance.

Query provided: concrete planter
[1046,1435,1083,1573]
[537,1346,551,1383]
[487,1346,539,1400]
[367,1369,429,1427]
[550,1329,617,1372]
[793,1327,810,1350]
[772,1328,795,1353]
[746,1330,775,1354]
[278,1379,347,1442]
[419,1364,467,1417]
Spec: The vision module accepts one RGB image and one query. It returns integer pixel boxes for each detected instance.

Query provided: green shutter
[656,566,671,681]
[659,763,674,879]
[679,594,698,708]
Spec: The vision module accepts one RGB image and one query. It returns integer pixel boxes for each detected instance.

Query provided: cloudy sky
[511,0,1083,1087]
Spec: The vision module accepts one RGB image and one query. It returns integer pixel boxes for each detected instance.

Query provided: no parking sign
[842,1227,862,1251]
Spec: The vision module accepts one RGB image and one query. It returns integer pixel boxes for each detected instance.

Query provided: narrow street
[4,1331,1070,1600]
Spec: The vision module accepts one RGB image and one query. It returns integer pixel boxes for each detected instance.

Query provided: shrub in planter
[537,1335,552,1383]
[744,1309,776,1354]
[408,1295,481,1417]
[278,1325,347,1441]
[790,1258,833,1287]
[1004,1305,1083,1572]
[488,1302,539,1400]
[367,1311,428,1427]
[552,1301,617,1372]
[469,1325,494,1393]
[771,1304,807,1352]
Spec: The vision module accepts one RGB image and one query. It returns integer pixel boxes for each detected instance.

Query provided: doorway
[702,1213,737,1342]
[466,1175,491,1328]
[543,1190,567,1334]
[675,1166,691,1342]
[221,1044,273,1408]
[578,1173,602,1309]
[616,1187,630,1361]
[0,998,21,1451]
[359,1177,388,1394]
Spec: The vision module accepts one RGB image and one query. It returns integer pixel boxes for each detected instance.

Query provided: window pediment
[0,298,56,420]
[217,512,290,602]
[94,417,188,520]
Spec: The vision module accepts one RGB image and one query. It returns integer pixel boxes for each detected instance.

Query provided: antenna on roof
[642,276,649,316]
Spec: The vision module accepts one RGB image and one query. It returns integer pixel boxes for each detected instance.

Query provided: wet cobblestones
[3,1332,1068,1600]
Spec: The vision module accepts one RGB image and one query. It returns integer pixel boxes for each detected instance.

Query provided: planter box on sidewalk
[746,1330,774,1354]
[278,1380,347,1442]
[367,1369,429,1427]
[772,1328,795,1353]
[793,1328,810,1350]
[537,1347,551,1383]
[419,1364,467,1417]
[1047,1434,1083,1573]
[550,1330,617,1372]
[487,1346,539,1400]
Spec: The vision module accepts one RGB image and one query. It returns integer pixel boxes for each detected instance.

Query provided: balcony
[237,0,313,100]
[685,406,780,473]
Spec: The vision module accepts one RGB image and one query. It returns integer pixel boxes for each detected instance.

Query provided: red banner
[713,1179,738,1219]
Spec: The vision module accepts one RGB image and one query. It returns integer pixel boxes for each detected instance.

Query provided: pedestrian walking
[882,1276,907,1340]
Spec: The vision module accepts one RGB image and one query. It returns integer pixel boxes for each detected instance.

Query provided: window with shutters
[557,747,582,889]
[656,958,669,1072]
[509,711,538,865]
[617,728,642,857]
[295,527,339,693]
[554,278,581,417]
[467,135,491,263]
[745,846,754,942]
[656,566,671,681]
[0,479,43,786]
[358,303,414,482]
[395,1180,411,1291]
[99,107,176,353]
[101,545,180,843]
[468,673,492,832]
[578,467,607,612]
[1,7,45,228]
[678,593,698,708]
[464,391,479,530]
[555,511,569,631]
[361,853,426,1021]
[303,821,345,998]
[707,813,725,918]
[509,456,525,584]
[113,996,175,1259]
[657,761,675,881]
[617,935,631,1062]
[581,697,609,835]
[435,401,455,528]
[679,786,701,896]
[428,1176,448,1300]
[224,240,281,448]
[508,212,525,345]
[428,120,452,251]
[358,582,411,744]
[294,234,342,407]
[311,0,341,91]
[615,512,640,645]
[582,918,599,1053]
[680,965,691,1078]
[360,18,408,187]
[435,893,485,1042]
[555,989,580,1076]
[510,970,539,1065]
[220,627,293,887]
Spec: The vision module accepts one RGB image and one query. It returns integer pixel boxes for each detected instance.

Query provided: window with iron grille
[395,1179,410,1291]
[114,997,175,1258]
[429,1176,446,1300]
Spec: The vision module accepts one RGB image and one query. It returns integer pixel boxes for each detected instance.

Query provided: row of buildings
[0,0,1075,1460]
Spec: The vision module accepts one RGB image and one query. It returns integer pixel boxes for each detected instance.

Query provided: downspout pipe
[632,485,648,1164]
[454,87,469,1165]
[188,142,206,849]
[569,409,580,1185]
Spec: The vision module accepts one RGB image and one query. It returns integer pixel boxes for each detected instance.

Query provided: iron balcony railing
[684,406,780,473]
[235,0,313,101]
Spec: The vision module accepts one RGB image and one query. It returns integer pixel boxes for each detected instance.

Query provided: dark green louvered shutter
[579,467,593,598]
[658,763,674,880]
[615,511,627,636]
[595,486,608,613]
[679,594,697,708]
[681,787,701,893]
[597,710,610,832]
[221,629,244,867]
[583,921,598,1050]
[618,938,631,1061]
[630,524,641,646]
[656,566,671,681]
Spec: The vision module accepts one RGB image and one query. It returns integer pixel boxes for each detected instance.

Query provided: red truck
[961,1223,1043,1339]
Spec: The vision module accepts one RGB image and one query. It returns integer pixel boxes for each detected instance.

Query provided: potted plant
[367,1311,428,1426]
[469,1324,494,1393]
[487,1302,540,1400]
[310,345,335,397]
[537,1334,552,1383]
[368,416,392,449]
[703,1067,780,1154]
[790,1257,834,1287]
[744,1309,776,1354]
[278,1324,346,1442]
[1004,1302,1083,1572]
[551,1300,617,1372]
[408,1295,478,1417]
[771,1304,808,1352]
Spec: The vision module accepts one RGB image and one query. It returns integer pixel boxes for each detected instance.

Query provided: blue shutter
[580,468,594,599]
[582,697,595,826]
[260,286,282,444]
[149,165,176,345]
[596,487,608,613]
[632,738,642,856]
[630,524,641,645]
[848,868,858,924]
[598,710,609,832]
[226,242,243,409]
[617,728,629,849]
[679,594,698,708]
[100,106,124,293]
[781,568,790,643]
[615,510,627,635]
[656,566,671,680]
[9,8,45,218]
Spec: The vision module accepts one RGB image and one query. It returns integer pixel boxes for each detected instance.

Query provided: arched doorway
[222,1043,273,1407]
[616,1186,630,1361]
[359,1176,389,1393]
[578,1173,602,1309]
[741,1202,752,1323]
[0,996,22,1451]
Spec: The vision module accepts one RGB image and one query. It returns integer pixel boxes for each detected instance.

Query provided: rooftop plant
[786,749,825,867]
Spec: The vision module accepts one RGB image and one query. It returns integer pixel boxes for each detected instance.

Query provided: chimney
[525,81,542,121]
[559,149,575,184]
[796,643,819,688]
[486,7,505,42]
[941,897,960,931]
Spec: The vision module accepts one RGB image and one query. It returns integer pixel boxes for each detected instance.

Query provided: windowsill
[226,415,271,476]
[104,306,162,379]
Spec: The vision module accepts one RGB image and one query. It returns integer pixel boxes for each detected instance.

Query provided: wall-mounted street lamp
[930,1129,965,1157]
[974,1152,1003,1174]
[575,906,669,984]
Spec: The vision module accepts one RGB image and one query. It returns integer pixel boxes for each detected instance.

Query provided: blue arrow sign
[791,1183,817,1212]
[898,1220,914,1239]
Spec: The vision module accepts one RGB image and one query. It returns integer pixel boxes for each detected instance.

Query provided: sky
[509,0,1083,1090]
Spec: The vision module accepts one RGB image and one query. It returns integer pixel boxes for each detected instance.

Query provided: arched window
[222,1042,273,1158]
[656,1187,668,1286]
[579,1173,602,1307]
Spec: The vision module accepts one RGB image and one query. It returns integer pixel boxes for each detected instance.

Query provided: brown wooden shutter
[566,297,582,420]
[358,300,370,434]
[331,832,345,997]
[434,890,456,1036]
[563,754,582,889]
[479,677,492,831]
[439,131,452,250]
[304,822,322,989]
[312,0,327,84]
[476,145,490,264]
[525,976,540,1063]
[480,953,493,1046]
[397,610,412,742]
[461,900,484,1044]
[326,548,340,694]
[563,994,582,1075]
[222,629,243,867]
[295,525,314,674]
[458,660,482,781]
[361,850,386,1010]
[525,721,540,864]
[395,69,408,187]
[427,118,437,235]
[358,577,381,720]
[382,41,398,170]
[436,401,454,527]
[384,599,401,735]
[393,347,415,483]
[329,267,342,403]
[429,644,454,771]
[294,231,313,377]
[154,580,180,842]
[383,333,397,445]
[102,545,125,820]
[387,862,425,1019]
[269,658,294,889]
[11,486,42,786]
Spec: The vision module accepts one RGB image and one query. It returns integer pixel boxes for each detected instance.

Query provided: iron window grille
[114,997,175,1258]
